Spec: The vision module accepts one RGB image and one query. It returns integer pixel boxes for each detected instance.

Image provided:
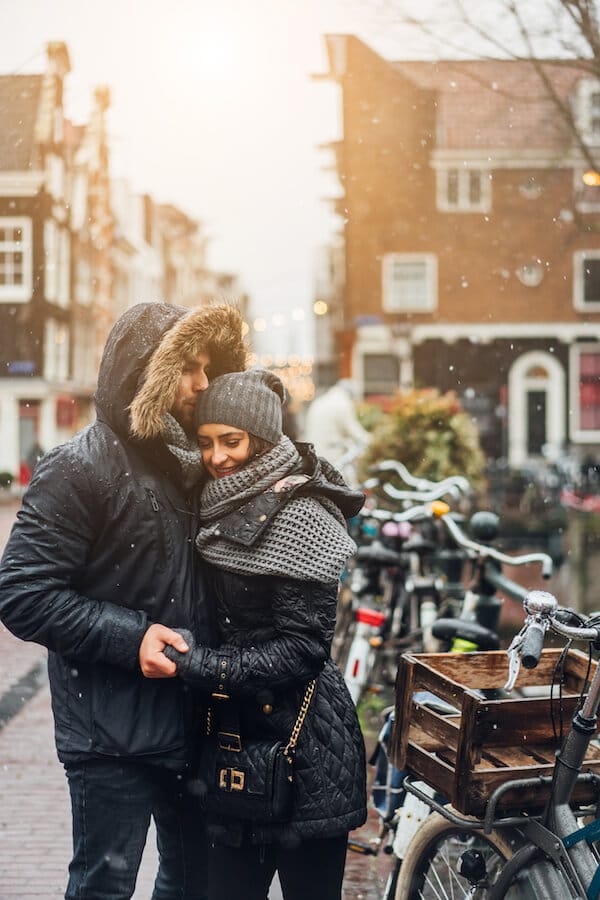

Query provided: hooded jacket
[0,301,246,766]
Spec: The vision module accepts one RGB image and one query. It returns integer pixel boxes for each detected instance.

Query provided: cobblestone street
[0,498,386,899]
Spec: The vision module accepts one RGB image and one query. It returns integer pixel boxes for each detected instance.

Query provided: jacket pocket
[91,665,187,756]
[144,487,170,572]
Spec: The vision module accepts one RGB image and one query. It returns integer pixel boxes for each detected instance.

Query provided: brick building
[316,35,600,466]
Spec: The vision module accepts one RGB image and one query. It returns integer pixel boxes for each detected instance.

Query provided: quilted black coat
[167,541,367,844]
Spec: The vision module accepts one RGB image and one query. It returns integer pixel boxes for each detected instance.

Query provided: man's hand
[139,624,190,678]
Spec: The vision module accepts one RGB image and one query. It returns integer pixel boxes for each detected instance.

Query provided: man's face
[170,352,211,434]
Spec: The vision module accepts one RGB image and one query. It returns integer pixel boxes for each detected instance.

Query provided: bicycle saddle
[355,541,403,566]
[401,535,437,556]
[432,617,500,650]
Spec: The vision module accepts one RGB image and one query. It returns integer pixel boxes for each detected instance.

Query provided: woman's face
[197,423,252,479]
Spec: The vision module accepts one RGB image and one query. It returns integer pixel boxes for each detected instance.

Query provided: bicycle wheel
[395,812,515,900]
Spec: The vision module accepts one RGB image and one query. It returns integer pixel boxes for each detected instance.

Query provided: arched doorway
[508,352,565,467]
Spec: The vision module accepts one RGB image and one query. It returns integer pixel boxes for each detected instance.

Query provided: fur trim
[129,304,248,440]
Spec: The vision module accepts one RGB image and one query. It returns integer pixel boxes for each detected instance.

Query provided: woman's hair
[248,434,274,459]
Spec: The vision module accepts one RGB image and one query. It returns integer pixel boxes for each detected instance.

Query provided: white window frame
[0,216,33,302]
[569,343,600,443]
[436,167,491,213]
[508,351,565,467]
[573,250,600,311]
[576,78,600,146]
[44,318,70,382]
[44,219,58,302]
[382,253,437,314]
[57,227,70,308]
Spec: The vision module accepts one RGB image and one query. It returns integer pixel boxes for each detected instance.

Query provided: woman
[165,367,367,900]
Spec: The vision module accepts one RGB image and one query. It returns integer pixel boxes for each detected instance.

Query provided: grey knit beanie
[194,368,285,444]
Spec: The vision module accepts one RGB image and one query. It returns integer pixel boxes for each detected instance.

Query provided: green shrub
[358,388,486,489]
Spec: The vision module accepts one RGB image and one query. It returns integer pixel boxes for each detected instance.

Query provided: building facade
[0,43,247,480]
[316,35,600,466]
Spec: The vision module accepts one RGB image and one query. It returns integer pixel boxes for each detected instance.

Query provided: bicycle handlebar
[382,481,463,503]
[505,590,600,690]
[438,509,553,578]
[521,622,546,669]
[360,501,554,579]
[369,460,471,496]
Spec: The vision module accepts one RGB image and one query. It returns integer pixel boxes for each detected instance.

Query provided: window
[382,253,437,313]
[570,345,600,441]
[75,259,92,305]
[44,220,71,308]
[436,168,490,212]
[577,79,600,145]
[363,353,400,396]
[574,251,600,310]
[44,318,70,382]
[0,217,32,302]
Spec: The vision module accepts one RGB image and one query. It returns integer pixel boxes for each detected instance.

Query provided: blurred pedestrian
[303,379,369,467]
[0,301,247,900]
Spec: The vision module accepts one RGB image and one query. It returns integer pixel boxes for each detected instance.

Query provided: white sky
[0,0,425,354]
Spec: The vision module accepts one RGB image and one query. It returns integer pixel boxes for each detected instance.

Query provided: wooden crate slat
[473,696,582,747]
[412,650,575,690]
[410,701,460,747]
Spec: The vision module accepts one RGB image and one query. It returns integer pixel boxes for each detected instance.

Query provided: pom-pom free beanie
[195,368,284,444]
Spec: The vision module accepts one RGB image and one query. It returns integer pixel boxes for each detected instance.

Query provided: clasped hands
[138,623,201,678]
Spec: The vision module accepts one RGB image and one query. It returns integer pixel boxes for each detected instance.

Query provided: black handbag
[201,679,317,824]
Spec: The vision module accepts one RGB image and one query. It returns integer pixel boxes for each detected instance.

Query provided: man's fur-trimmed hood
[94,302,247,441]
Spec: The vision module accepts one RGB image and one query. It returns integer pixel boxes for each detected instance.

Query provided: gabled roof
[393,59,582,151]
[0,74,43,170]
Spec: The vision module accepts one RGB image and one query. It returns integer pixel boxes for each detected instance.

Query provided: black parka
[0,302,246,766]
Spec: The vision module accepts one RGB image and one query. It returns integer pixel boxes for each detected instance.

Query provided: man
[0,301,247,900]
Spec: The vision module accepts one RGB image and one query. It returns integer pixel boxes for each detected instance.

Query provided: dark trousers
[65,759,207,900]
[207,834,348,900]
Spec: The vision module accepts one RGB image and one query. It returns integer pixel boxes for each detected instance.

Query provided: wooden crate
[389,649,600,817]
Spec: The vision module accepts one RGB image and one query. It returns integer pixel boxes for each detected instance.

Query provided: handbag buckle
[219,767,245,791]
[218,731,242,752]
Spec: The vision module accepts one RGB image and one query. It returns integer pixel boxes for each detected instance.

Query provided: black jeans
[207,834,348,900]
[65,759,207,900]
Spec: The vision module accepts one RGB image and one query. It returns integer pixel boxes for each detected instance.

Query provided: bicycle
[366,505,553,899]
[341,475,472,705]
[391,588,600,899]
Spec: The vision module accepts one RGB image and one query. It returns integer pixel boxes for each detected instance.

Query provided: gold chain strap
[284,678,317,757]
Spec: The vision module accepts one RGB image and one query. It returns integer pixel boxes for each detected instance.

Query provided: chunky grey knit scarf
[162,412,205,489]
[197,435,356,582]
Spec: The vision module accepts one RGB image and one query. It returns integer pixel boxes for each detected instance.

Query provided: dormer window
[436,167,491,212]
